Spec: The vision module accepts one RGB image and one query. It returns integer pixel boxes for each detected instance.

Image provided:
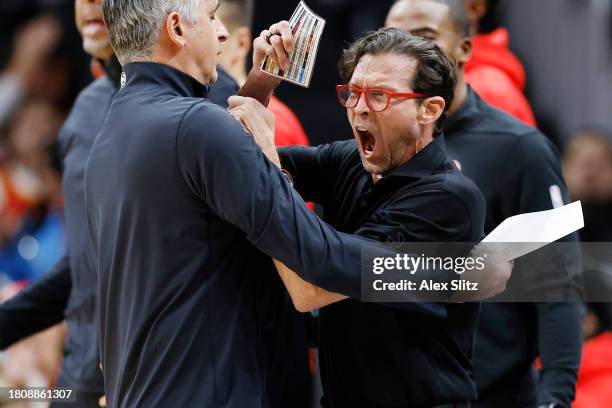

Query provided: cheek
[347,109,355,127]
[379,112,418,146]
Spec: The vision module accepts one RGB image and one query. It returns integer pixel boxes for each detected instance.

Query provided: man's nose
[216,19,230,43]
[354,93,370,115]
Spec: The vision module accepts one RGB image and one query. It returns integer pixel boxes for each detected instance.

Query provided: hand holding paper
[260,1,326,88]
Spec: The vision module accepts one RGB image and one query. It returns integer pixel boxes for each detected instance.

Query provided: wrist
[239,70,278,107]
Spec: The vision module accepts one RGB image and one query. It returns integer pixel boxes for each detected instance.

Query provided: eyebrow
[212,1,221,13]
[410,27,439,37]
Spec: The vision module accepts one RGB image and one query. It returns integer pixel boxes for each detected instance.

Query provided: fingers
[257,21,293,71]
[269,34,290,71]
[270,21,293,54]
[227,95,248,109]
[257,31,284,71]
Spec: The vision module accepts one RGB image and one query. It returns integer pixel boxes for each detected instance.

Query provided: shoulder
[179,98,243,135]
[177,99,252,155]
[473,96,535,138]
[323,139,362,173]
[510,128,560,160]
[440,171,486,215]
[58,76,116,149]
[417,170,486,240]
[471,97,556,152]
[291,139,359,167]
[327,139,358,157]
[372,172,485,242]
[68,76,115,116]
[75,76,115,107]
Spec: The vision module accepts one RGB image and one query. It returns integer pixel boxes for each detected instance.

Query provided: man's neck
[448,70,468,117]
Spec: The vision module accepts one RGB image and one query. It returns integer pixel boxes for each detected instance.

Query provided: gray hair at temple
[102,0,200,64]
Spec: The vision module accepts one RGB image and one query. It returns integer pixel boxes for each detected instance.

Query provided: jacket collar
[98,55,123,88]
[121,62,209,98]
[444,86,482,135]
[387,135,449,179]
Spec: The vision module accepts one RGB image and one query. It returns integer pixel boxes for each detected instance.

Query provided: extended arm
[0,255,71,349]
[274,260,347,312]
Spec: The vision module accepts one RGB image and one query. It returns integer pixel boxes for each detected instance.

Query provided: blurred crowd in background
[0,0,611,406]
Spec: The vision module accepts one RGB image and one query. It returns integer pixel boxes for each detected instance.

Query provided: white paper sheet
[476,201,584,262]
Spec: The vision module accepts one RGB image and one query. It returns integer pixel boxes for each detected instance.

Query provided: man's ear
[234,27,253,57]
[164,11,187,49]
[455,37,472,66]
[418,96,445,126]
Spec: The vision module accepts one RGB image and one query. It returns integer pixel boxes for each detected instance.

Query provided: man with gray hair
[85,1,433,406]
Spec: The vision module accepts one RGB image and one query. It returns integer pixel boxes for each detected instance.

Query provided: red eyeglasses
[336,84,426,112]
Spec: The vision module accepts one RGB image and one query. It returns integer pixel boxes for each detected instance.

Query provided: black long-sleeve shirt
[0,256,71,348]
[444,88,583,408]
[279,136,486,408]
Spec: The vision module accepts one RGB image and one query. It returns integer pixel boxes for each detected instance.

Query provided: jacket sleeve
[278,142,350,206]
[0,255,71,349]
[503,132,583,406]
[536,302,584,407]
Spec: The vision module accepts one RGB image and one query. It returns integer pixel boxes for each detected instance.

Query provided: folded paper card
[261,1,325,88]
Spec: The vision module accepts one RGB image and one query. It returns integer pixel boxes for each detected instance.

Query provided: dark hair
[338,27,457,133]
[219,0,255,31]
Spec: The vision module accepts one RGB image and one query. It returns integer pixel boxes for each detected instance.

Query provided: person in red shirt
[573,303,612,408]
[464,0,537,127]
[215,0,310,148]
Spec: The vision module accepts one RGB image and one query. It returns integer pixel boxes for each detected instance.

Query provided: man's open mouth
[357,129,376,157]
[83,18,106,36]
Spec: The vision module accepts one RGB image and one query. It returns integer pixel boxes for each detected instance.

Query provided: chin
[84,41,112,60]
[202,66,218,85]
[210,71,218,83]
[360,157,382,176]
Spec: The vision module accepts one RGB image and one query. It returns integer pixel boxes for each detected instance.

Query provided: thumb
[227,95,248,109]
